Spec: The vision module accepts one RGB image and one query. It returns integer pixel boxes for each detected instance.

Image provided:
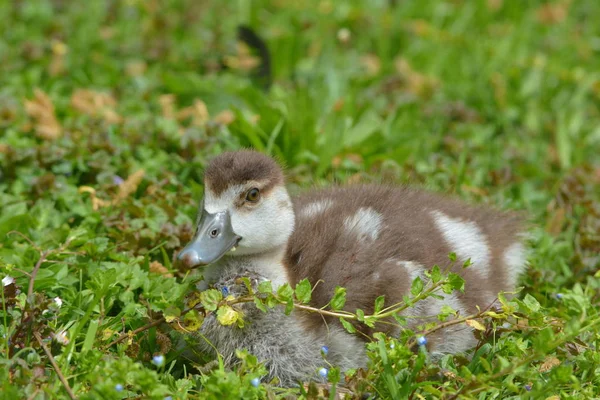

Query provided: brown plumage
[286,185,525,342]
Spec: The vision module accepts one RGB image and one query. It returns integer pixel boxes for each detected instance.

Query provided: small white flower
[152,354,165,366]
[54,297,63,307]
[2,276,14,286]
[337,28,351,43]
[53,331,70,346]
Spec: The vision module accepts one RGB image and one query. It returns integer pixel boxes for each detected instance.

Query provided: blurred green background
[1,0,600,398]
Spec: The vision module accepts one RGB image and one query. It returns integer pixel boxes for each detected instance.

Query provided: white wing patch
[503,242,526,287]
[395,260,423,282]
[431,211,491,278]
[343,207,383,242]
[299,199,334,218]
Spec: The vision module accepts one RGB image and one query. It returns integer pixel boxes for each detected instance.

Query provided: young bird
[177,150,527,383]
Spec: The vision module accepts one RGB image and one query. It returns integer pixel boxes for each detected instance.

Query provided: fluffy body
[185,151,528,384]
[190,262,365,386]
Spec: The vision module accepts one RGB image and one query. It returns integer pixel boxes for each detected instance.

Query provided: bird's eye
[245,188,260,202]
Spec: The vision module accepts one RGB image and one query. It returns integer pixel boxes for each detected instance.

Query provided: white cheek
[230,187,294,253]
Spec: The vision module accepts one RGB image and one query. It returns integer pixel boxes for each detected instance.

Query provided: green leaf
[330,286,346,311]
[200,289,223,311]
[356,308,365,322]
[254,297,267,313]
[277,283,294,301]
[295,279,312,304]
[82,319,99,353]
[343,108,382,147]
[339,318,356,333]
[284,299,294,315]
[183,309,204,331]
[523,294,541,312]
[258,280,273,294]
[442,273,465,294]
[430,265,442,284]
[164,306,181,323]
[374,295,385,313]
[448,252,457,262]
[411,276,424,296]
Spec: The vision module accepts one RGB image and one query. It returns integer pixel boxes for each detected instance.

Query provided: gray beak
[177,210,241,269]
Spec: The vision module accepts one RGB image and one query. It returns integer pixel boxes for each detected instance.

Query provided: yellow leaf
[466,319,486,331]
[186,292,203,309]
[183,310,204,331]
[101,329,116,341]
[484,311,506,319]
[164,315,177,323]
[216,305,239,326]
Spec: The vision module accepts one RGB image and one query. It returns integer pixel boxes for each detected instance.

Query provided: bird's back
[285,184,526,349]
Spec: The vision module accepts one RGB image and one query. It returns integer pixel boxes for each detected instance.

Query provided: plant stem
[34,332,77,400]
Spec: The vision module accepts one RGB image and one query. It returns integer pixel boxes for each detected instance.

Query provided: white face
[203,182,295,256]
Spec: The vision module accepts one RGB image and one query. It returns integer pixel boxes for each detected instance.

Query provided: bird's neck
[238,245,289,289]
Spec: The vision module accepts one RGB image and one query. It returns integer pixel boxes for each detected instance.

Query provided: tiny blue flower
[164,397,173,400]
[221,286,229,297]
[115,384,124,392]
[251,377,260,387]
[152,354,165,366]
[417,336,427,346]
[524,384,532,391]
[321,345,329,355]
[113,175,124,185]
[555,293,563,300]
[318,367,328,378]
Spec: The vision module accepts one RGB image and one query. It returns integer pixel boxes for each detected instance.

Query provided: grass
[1,0,599,398]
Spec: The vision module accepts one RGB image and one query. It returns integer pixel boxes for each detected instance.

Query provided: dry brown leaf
[223,42,261,71]
[149,261,173,278]
[466,319,486,331]
[360,54,381,77]
[24,89,62,140]
[406,19,433,37]
[394,57,439,98]
[545,207,566,236]
[126,60,147,77]
[114,169,145,204]
[491,72,507,109]
[461,185,489,197]
[213,110,235,125]
[0,144,9,154]
[49,40,68,76]
[487,0,503,11]
[177,99,210,126]
[539,356,561,373]
[159,94,176,119]
[537,1,570,25]
[71,89,122,124]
